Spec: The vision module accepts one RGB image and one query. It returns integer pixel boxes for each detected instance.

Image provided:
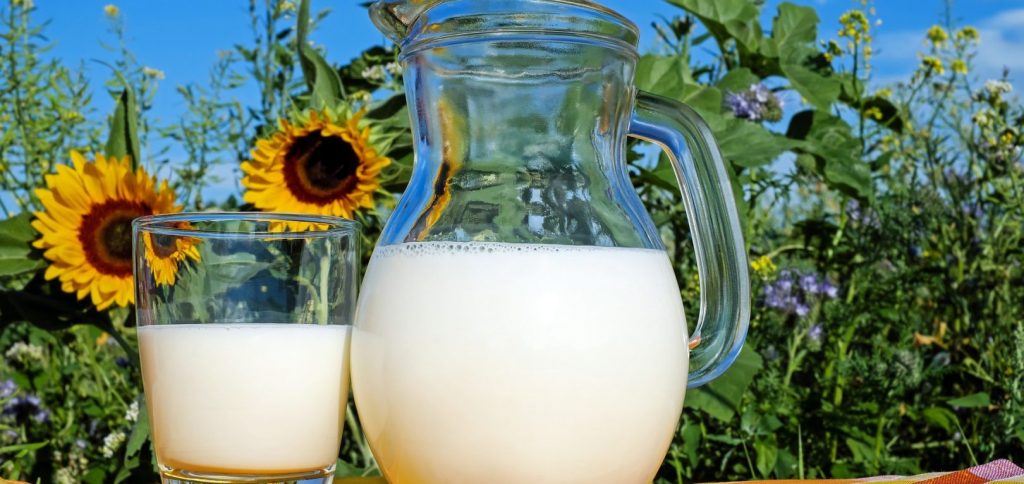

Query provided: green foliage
[0,0,1022,482]
[104,87,142,168]
[0,213,44,280]
[0,2,100,215]
[640,1,1024,481]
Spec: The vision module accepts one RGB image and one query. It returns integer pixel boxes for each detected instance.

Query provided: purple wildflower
[3,394,49,423]
[799,274,819,293]
[115,356,130,368]
[807,324,824,344]
[0,379,15,400]
[845,199,880,228]
[961,202,983,220]
[725,92,759,119]
[820,279,839,298]
[750,83,772,103]
[725,83,784,122]
[761,269,839,316]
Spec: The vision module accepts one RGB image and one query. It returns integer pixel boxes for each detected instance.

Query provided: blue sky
[22,0,1024,202]
[33,0,1024,120]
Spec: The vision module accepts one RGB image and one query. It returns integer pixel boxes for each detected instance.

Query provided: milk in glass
[139,324,351,474]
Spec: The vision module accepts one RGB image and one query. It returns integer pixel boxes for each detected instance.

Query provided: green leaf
[716,67,760,93]
[681,84,724,118]
[782,63,839,112]
[81,468,109,484]
[948,392,991,408]
[636,54,688,97]
[681,421,702,466]
[667,0,762,52]
[922,406,959,432]
[845,437,874,464]
[824,157,872,199]
[297,0,315,90]
[124,396,150,460]
[0,441,47,455]
[771,3,818,55]
[786,110,815,140]
[795,112,873,199]
[716,119,795,168]
[366,93,407,121]
[301,45,344,110]
[754,435,779,478]
[636,54,723,119]
[105,87,142,168]
[0,213,44,278]
[685,345,763,421]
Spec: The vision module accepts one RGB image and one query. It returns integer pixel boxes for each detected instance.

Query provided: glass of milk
[132,213,359,484]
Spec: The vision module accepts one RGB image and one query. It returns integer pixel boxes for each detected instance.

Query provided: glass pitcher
[352,1,750,482]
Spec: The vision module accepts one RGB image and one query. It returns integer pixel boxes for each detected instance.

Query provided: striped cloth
[4,460,1019,484]
[335,460,1024,484]
[716,460,1024,484]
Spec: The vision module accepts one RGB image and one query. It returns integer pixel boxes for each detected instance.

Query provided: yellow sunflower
[143,225,201,286]
[31,152,187,310]
[241,109,391,219]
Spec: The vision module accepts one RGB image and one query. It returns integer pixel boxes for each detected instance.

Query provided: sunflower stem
[318,252,329,325]
[94,318,139,364]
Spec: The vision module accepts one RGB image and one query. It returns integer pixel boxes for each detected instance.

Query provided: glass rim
[132,212,360,239]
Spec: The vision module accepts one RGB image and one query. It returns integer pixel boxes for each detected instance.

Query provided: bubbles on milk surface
[372,241,663,258]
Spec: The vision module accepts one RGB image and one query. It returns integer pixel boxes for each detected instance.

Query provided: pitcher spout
[369,0,442,44]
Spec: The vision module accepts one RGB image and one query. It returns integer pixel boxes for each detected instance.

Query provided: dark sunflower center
[283,133,361,204]
[149,233,178,258]
[101,216,135,261]
[79,201,150,277]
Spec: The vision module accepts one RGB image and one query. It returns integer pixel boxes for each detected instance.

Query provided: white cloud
[871,8,1024,92]
[974,9,1024,76]
[987,8,1024,29]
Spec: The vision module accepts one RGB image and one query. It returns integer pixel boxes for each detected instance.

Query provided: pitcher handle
[628,91,750,388]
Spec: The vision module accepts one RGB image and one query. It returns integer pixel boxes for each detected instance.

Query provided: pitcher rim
[376,0,641,57]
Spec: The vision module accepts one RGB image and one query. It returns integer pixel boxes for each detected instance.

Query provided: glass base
[159,464,335,484]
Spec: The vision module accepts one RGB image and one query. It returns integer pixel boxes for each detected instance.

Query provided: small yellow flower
[951,59,968,75]
[839,10,870,39]
[61,111,84,122]
[142,67,165,80]
[864,106,883,121]
[96,332,110,347]
[875,88,893,98]
[278,0,297,14]
[920,56,945,75]
[104,4,120,17]
[972,110,992,127]
[956,26,980,44]
[750,255,777,278]
[926,25,949,48]
[1001,131,1018,146]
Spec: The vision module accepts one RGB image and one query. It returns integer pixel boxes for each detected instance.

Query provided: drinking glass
[132,213,359,484]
